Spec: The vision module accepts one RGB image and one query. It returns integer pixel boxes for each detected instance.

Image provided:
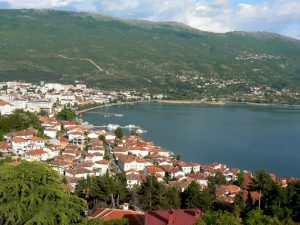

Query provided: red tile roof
[10,137,28,143]
[145,166,165,174]
[25,149,47,156]
[0,142,11,149]
[66,167,91,175]
[31,136,46,141]
[5,128,37,138]
[96,160,110,165]
[63,121,77,126]
[63,149,81,155]
[144,209,201,225]
[0,100,14,106]
[92,208,144,225]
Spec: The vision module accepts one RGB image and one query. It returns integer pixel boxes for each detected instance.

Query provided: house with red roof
[10,137,30,155]
[216,185,241,204]
[168,180,192,192]
[187,173,209,188]
[144,166,165,181]
[24,149,49,161]
[4,127,37,141]
[65,167,93,179]
[77,161,96,171]
[127,145,149,157]
[44,128,57,138]
[88,145,105,154]
[0,142,12,156]
[68,130,85,145]
[49,160,72,175]
[63,121,77,129]
[94,160,110,175]
[126,172,146,189]
[118,155,146,172]
[148,148,170,157]
[144,208,201,225]
[103,132,116,141]
[159,165,184,179]
[113,146,128,155]
[85,152,103,162]
[91,205,144,225]
[0,100,15,115]
[30,136,46,149]
[62,149,82,158]
[175,161,193,174]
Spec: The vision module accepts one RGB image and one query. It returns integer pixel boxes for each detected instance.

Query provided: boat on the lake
[106,124,120,130]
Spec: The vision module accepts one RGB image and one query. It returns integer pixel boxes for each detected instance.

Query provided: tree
[160,187,181,209]
[0,110,42,133]
[164,172,172,183]
[181,181,201,209]
[114,127,124,139]
[181,181,215,211]
[57,108,76,121]
[212,172,227,186]
[76,174,128,209]
[0,161,87,225]
[136,175,180,210]
[250,170,282,212]
[103,150,110,160]
[235,172,244,188]
[196,210,242,225]
[287,180,300,221]
[245,209,282,225]
[99,135,106,142]
[137,175,163,210]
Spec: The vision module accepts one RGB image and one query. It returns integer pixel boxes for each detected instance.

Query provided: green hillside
[0,9,300,101]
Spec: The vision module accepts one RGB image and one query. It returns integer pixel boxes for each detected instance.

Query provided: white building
[0,100,15,115]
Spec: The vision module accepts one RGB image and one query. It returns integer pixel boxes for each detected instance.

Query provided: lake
[82,102,300,178]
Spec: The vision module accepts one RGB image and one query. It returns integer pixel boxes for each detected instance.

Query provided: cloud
[0,0,299,39]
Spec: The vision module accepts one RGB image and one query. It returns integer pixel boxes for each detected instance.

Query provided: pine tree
[0,161,87,225]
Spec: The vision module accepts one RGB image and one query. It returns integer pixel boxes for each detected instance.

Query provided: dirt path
[55,54,104,72]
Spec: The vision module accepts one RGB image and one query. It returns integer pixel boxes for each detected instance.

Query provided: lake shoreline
[77,100,156,114]
[158,100,226,105]
[78,99,300,115]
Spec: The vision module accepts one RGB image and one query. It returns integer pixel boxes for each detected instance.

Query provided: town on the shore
[0,81,298,224]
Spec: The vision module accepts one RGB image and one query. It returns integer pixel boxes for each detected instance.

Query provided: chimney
[168,209,175,225]
[194,209,201,220]
[123,203,129,211]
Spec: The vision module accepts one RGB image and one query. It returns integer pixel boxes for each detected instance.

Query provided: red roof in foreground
[144,209,201,225]
[92,208,144,225]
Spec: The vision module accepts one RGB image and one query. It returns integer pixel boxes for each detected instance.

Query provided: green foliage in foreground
[0,161,87,225]
[195,211,242,225]
[195,209,289,225]
[87,218,129,225]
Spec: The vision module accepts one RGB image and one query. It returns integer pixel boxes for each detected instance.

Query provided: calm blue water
[83,102,300,178]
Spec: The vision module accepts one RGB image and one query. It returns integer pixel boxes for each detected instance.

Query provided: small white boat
[106,124,120,130]
[115,114,124,117]
[135,128,147,134]
[126,124,137,129]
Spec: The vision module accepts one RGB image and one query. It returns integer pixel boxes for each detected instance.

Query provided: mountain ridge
[0,9,300,102]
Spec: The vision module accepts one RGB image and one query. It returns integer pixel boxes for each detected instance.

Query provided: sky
[0,0,299,39]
